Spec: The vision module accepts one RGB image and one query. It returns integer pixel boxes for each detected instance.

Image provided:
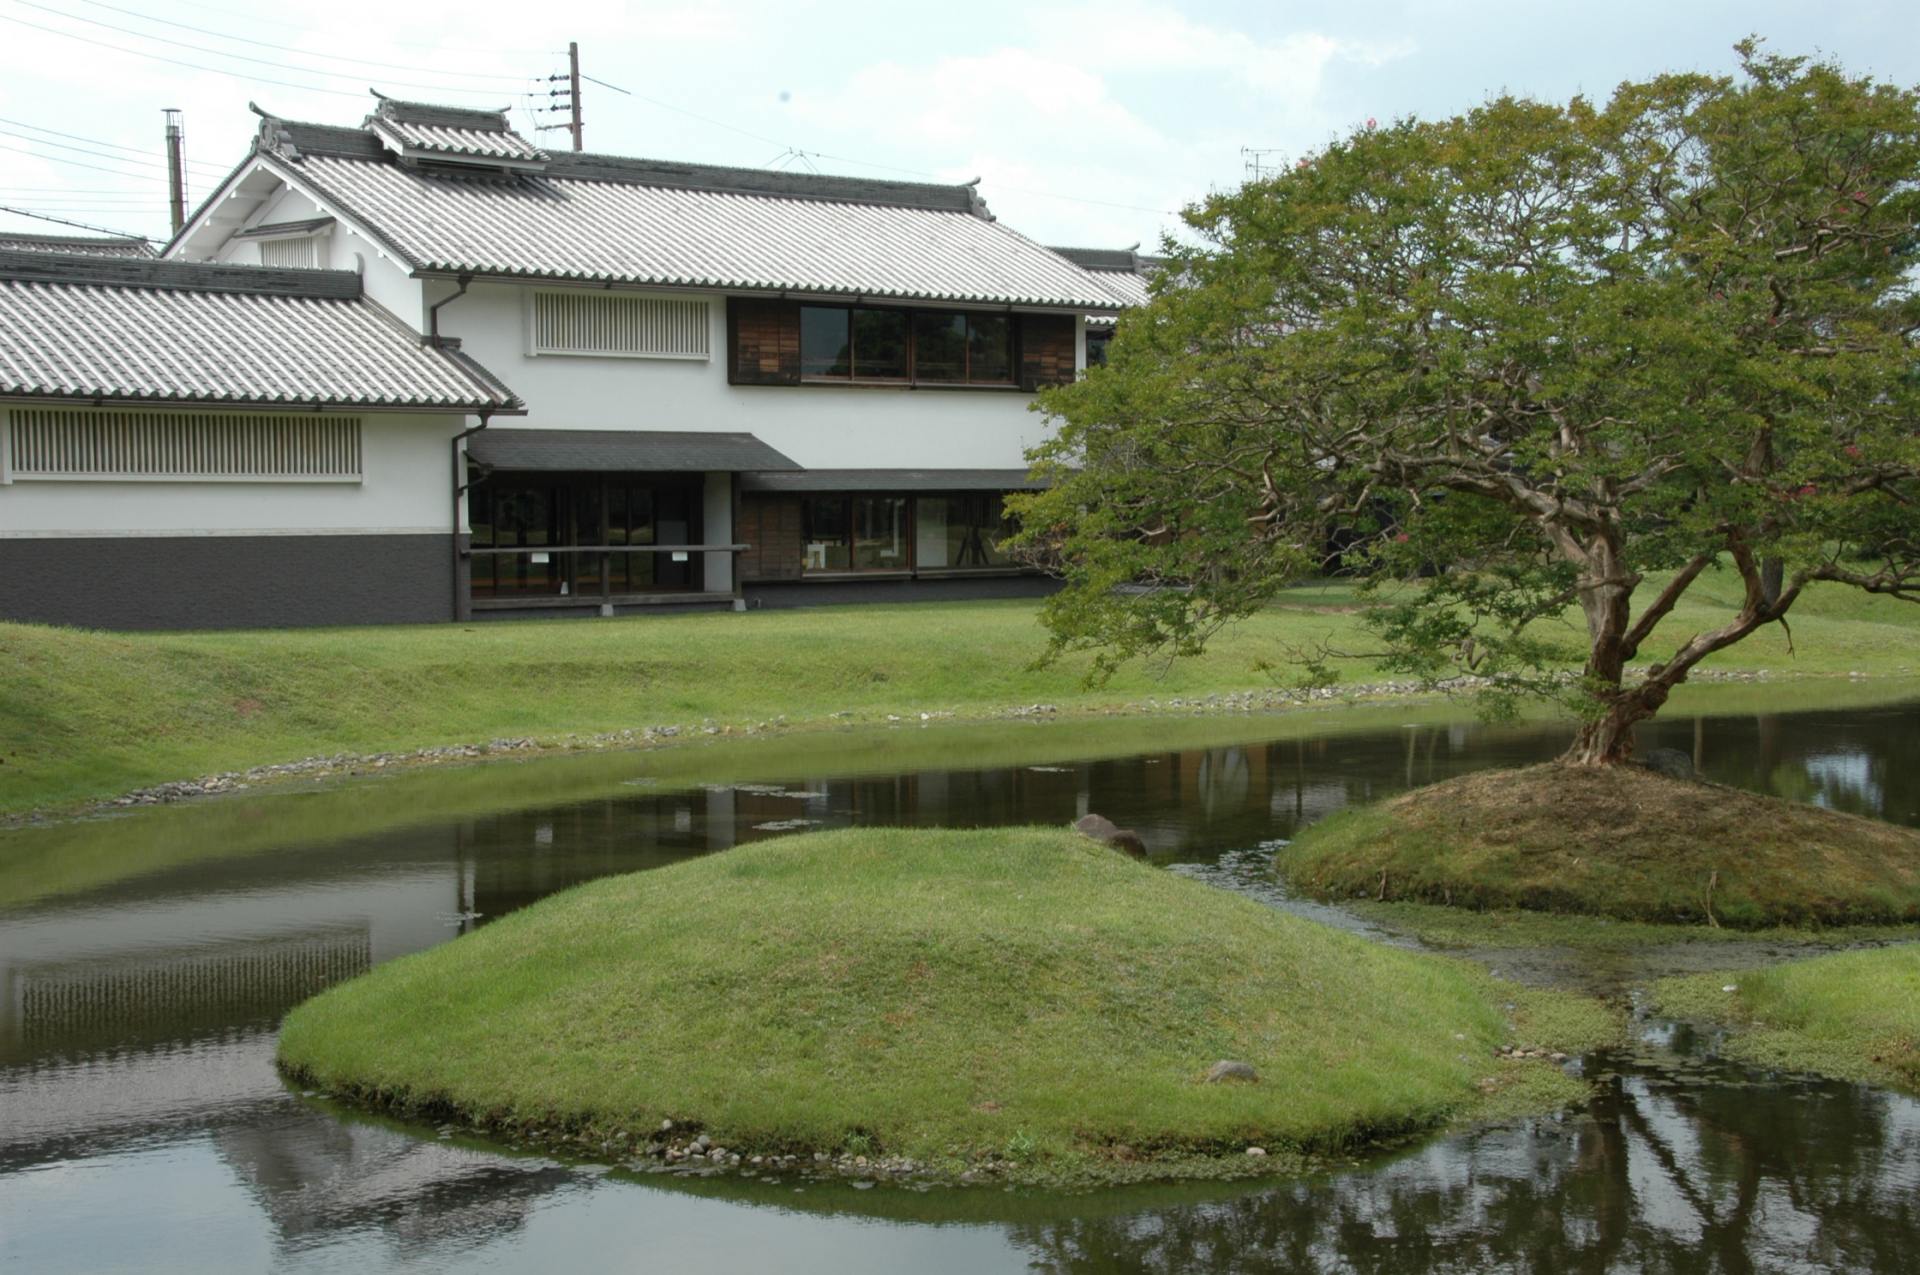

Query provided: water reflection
[0,696,1916,1272]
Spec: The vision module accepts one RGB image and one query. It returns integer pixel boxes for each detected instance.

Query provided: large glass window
[800,491,1021,575]
[800,307,850,377]
[852,310,908,379]
[802,496,851,571]
[911,312,967,381]
[852,496,908,570]
[798,305,1016,385]
[967,315,1013,382]
[470,475,700,598]
[914,494,1015,569]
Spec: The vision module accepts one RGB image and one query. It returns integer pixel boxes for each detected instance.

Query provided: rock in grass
[1205,1060,1260,1084]
[1639,748,1696,781]
[277,826,1598,1185]
[1073,813,1147,856]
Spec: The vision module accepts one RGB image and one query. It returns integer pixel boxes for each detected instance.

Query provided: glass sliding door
[468,473,704,600]
[913,494,1014,569]
[851,496,908,570]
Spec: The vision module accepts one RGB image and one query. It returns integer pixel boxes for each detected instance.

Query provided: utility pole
[568,41,582,152]
[540,43,584,151]
[164,108,186,234]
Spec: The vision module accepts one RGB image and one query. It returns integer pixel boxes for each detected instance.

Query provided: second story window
[799,305,1014,386]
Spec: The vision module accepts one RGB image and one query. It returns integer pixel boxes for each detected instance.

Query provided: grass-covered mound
[1280,764,1920,928]
[278,826,1599,1183]
[1653,944,1920,1091]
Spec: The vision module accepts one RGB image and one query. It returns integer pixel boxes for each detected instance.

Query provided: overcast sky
[1,1,1915,249]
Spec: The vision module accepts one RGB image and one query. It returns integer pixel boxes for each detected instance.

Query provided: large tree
[1012,44,1920,765]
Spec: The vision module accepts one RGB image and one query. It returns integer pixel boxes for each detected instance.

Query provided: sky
[0,0,1916,250]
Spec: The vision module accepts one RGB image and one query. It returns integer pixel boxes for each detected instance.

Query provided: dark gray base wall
[0,534,456,631]
[744,575,1060,609]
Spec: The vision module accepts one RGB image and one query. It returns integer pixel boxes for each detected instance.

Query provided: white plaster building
[0,96,1137,628]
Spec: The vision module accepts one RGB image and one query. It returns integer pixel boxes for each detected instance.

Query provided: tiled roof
[1050,246,1161,323]
[0,232,155,258]
[368,99,547,164]
[235,106,1125,311]
[0,251,520,411]
[285,153,1121,309]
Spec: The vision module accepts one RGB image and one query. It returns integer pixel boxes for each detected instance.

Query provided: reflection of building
[0,867,462,1155]
[213,1115,570,1257]
[10,928,369,1056]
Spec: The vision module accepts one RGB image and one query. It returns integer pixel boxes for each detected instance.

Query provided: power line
[0,185,164,192]
[0,204,149,237]
[0,114,229,175]
[0,138,180,180]
[589,83,1180,217]
[0,11,368,97]
[67,0,536,83]
[150,0,550,56]
[0,123,226,178]
[9,3,526,99]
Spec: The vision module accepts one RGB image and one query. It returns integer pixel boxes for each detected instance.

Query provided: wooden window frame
[795,303,1020,389]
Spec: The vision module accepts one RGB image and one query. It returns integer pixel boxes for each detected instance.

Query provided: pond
[2,686,1917,1272]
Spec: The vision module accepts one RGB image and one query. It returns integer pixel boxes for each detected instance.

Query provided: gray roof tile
[0,251,520,411]
[283,152,1122,309]
[0,232,155,258]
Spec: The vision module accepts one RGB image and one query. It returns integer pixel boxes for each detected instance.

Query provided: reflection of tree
[1003,1055,1920,1273]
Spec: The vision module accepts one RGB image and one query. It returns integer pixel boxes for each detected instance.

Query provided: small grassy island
[1280,765,1920,928]
[278,827,1610,1185]
[1653,945,1920,1091]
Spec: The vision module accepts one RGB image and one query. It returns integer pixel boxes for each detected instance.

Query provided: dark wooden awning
[467,428,800,473]
[739,468,1047,493]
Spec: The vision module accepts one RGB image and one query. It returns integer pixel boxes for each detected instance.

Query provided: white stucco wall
[436,280,1058,472]
[214,183,424,325]
[0,410,461,537]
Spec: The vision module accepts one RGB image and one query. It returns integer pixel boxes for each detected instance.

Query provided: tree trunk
[1563,704,1643,766]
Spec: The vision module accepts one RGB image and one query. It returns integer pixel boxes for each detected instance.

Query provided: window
[801,496,850,570]
[914,494,1015,569]
[3,408,360,482]
[469,476,700,599]
[800,308,850,378]
[911,312,966,381]
[798,491,1020,575]
[799,305,1016,386]
[851,310,908,379]
[851,496,908,569]
[530,292,710,360]
[1086,327,1112,368]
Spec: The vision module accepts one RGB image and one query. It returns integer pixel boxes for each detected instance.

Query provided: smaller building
[0,249,521,629]
[0,231,157,258]
[1048,246,1160,367]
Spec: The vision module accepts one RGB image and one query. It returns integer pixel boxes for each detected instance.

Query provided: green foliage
[1014,44,1920,742]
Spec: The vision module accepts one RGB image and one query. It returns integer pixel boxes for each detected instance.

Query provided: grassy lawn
[4,569,1916,816]
[1279,764,1920,927]
[277,826,1612,1185]
[1652,944,1920,1091]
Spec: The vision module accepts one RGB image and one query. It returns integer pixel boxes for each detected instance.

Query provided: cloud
[1027,2,1411,98]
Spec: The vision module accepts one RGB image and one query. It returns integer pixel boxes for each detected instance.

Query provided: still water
[2,692,1917,1272]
